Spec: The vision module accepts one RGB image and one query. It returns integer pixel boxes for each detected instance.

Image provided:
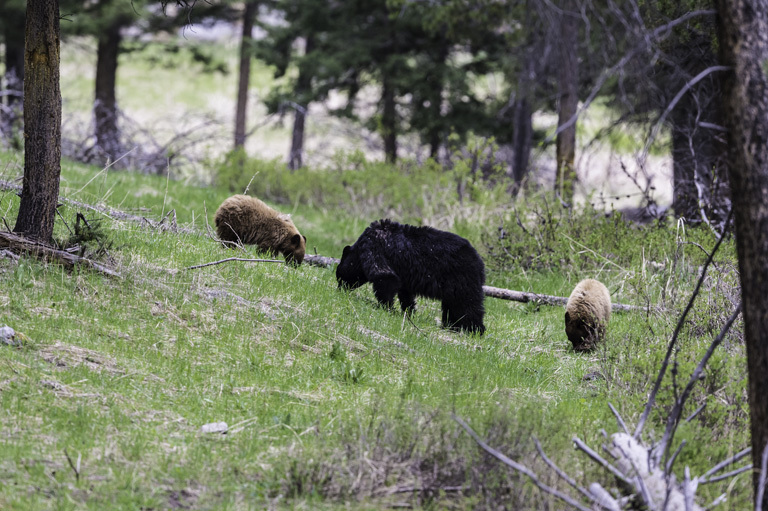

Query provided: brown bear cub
[214,194,307,265]
[565,278,611,351]
[336,219,486,334]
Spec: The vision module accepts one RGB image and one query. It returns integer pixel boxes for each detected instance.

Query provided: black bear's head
[336,245,367,290]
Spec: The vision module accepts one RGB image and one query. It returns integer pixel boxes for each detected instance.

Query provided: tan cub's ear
[291,233,302,246]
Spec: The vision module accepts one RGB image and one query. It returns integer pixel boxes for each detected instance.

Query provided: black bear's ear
[342,245,351,258]
[291,233,302,246]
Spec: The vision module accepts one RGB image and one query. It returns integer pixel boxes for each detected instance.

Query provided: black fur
[336,219,486,334]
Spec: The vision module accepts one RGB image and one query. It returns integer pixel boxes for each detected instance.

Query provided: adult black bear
[336,219,486,334]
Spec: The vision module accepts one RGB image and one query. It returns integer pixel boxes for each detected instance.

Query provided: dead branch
[453,414,594,511]
[572,436,632,486]
[184,257,284,270]
[304,253,341,268]
[0,230,120,278]
[757,444,768,511]
[699,447,752,483]
[654,302,742,466]
[608,432,704,510]
[533,437,598,505]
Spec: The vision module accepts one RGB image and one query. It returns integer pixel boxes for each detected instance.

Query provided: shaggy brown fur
[214,194,307,264]
[565,279,611,352]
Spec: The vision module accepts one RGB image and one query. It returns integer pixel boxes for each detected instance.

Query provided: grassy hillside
[0,147,750,509]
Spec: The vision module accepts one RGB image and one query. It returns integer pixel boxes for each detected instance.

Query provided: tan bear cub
[214,194,307,265]
[565,278,611,352]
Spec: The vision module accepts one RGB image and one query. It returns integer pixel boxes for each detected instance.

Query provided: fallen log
[0,230,120,278]
[304,253,644,312]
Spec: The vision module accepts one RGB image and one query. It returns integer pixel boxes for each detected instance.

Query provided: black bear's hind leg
[372,276,401,309]
[398,289,416,315]
[443,301,485,335]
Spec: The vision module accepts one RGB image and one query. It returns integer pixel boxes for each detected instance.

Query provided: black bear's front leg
[398,289,416,315]
[372,275,401,309]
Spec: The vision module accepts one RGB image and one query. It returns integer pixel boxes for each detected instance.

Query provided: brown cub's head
[284,233,307,265]
[564,312,602,352]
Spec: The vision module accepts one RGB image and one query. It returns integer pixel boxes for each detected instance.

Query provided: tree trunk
[382,74,397,164]
[713,0,768,507]
[555,0,579,204]
[94,23,122,161]
[427,43,448,160]
[13,0,61,243]
[511,95,532,189]
[288,34,314,171]
[234,0,258,150]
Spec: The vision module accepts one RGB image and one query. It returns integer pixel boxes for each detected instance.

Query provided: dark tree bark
[511,94,532,188]
[234,0,258,150]
[427,43,449,160]
[713,0,768,506]
[510,40,536,191]
[288,34,314,171]
[555,0,579,204]
[13,0,61,242]
[94,23,123,161]
[382,74,397,164]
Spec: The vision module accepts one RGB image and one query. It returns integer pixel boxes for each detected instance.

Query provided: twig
[699,465,752,485]
[700,447,752,481]
[608,402,629,434]
[685,403,706,423]
[184,257,284,270]
[63,448,81,483]
[706,493,728,509]
[634,209,733,439]
[757,442,768,511]
[533,437,595,503]
[453,415,593,511]
[572,436,632,486]
[684,466,696,511]
[666,440,687,474]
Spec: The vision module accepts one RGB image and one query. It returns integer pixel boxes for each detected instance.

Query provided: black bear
[336,219,486,334]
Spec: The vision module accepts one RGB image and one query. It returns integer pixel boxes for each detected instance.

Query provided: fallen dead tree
[305,254,643,312]
[0,230,120,277]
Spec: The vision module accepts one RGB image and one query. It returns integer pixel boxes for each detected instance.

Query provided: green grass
[0,147,751,509]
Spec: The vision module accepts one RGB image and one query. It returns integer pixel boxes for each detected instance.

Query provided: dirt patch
[39,342,125,375]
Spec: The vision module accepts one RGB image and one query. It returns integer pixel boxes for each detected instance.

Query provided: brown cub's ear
[564,311,570,323]
[291,233,302,247]
[303,235,307,243]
